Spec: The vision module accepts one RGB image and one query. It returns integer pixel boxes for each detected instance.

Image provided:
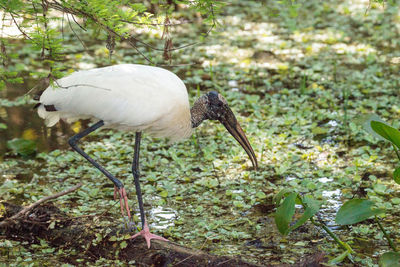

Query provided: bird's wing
[39,64,189,128]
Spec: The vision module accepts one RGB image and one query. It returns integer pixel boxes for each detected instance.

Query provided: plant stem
[343,86,349,141]
[310,217,349,252]
[297,197,351,253]
[375,216,397,252]
[393,144,400,162]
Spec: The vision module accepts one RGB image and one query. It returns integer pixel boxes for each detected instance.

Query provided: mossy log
[1,202,326,266]
[0,202,265,266]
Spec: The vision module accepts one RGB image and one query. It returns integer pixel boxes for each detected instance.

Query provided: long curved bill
[220,110,258,170]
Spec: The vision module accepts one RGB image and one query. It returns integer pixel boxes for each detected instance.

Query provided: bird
[35,64,258,248]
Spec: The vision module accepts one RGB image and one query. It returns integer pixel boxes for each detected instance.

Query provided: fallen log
[0,202,265,266]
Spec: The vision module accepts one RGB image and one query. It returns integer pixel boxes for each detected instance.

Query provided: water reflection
[0,82,72,157]
[149,206,177,230]
[318,177,333,183]
[319,188,342,225]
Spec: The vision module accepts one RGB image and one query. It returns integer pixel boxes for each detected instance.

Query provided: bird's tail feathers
[37,104,60,127]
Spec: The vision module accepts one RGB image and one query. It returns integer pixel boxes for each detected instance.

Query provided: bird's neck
[190,95,208,128]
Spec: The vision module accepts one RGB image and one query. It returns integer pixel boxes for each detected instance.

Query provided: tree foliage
[0,0,222,90]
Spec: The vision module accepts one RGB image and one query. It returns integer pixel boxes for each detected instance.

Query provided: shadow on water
[0,81,73,158]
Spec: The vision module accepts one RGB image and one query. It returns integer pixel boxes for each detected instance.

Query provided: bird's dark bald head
[190,91,258,169]
[203,91,231,121]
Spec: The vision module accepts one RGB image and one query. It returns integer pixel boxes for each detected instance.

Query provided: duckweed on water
[1,0,400,266]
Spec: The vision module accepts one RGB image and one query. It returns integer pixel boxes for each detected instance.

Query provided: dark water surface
[0,82,71,157]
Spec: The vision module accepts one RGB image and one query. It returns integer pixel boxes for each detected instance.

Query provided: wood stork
[35,64,258,248]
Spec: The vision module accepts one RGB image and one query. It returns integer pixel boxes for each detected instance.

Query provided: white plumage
[38,64,192,142]
[36,64,258,248]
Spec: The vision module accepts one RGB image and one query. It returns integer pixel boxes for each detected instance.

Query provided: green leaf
[273,188,294,206]
[0,123,7,129]
[120,241,127,249]
[328,250,351,265]
[7,138,37,157]
[336,199,384,225]
[159,190,168,198]
[379,252,400,267]
[311,126,328,135]
[255,191,267,199]
[392,198,400,205]
[233,200,244,208]
[287,197,321,233]
[394,168,400,185]
[275,192,297,235]
[48,221,56,229]
[371,121,400,149]
[373,183,388,195]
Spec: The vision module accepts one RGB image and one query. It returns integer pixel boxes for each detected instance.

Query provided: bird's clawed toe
[131,221,169,248]
[114,186,131,219]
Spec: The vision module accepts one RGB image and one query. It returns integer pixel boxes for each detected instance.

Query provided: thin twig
[46,0,216,61]
[71,14,87,31]
[67,13,87,50]
[0,183,82,228]
[119,19,191,26]
[10,13,32,40]
[365,0,371,15]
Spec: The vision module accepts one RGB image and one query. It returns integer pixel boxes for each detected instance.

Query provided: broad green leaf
[336,199,384,225]
[7,138,37,157]
[275,192,297,235]
[273,188,294,206]
[371,121,400,150]
[394,168,400,185]
[379,252,400,267]
[288,197,321,233]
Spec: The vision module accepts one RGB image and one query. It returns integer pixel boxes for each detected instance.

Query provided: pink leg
[114,186,131,219]
[131,220,169,248]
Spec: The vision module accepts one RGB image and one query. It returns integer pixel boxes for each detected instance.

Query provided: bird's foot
[114,186,131,219]
[131,221,168,248]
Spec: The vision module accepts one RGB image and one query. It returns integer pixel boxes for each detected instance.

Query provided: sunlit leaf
[336,199,384,225]
[22,128,38,140]
[371,121,400,150]
[159,190,168,198]
[311,126,328,135]
[120,241,127,249]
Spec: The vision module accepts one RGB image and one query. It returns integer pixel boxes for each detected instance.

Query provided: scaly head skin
[191,91,258,169]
